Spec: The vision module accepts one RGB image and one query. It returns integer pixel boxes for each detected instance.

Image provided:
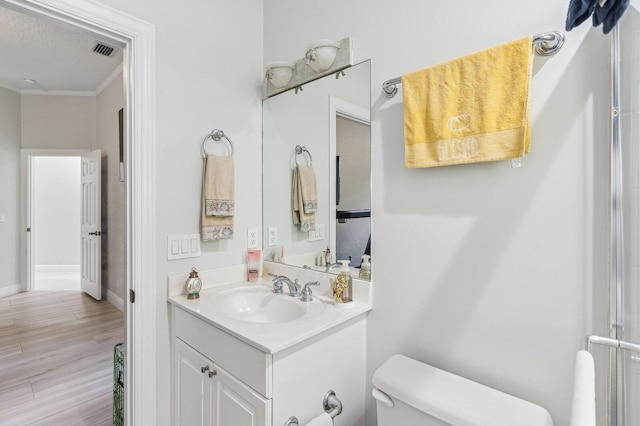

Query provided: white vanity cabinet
[171,302,367,426]
[174,338,269,426]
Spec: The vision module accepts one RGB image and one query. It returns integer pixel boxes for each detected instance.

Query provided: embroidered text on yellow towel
[402,36,533,168]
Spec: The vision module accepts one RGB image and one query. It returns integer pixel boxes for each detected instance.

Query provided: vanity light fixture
[305,40,340,73]
[265,62,295,88]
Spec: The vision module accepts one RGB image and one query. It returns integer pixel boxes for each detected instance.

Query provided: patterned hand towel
[292,166,316,232]
[201,155,234,241]
[402,36,533,168]
[203,155,234,216]
[297,165,318,214]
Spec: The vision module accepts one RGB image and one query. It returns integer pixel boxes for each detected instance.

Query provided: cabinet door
[211,365,270,426]
[174,338,214,426]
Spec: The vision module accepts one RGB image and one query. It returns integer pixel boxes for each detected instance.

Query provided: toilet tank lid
[372,354,554,426]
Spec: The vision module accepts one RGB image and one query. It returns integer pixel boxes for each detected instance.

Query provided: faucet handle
[300,281,320,302]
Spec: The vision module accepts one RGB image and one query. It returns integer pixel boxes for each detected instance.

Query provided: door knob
[208,370,217,378]
[88,231,102,236]
[201,366,210,373]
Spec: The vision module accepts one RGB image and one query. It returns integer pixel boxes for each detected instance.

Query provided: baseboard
[107,289,125,312]
[0,284,22,298]
[35,264,81,273]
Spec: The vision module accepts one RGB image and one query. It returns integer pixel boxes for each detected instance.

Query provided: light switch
[168,234,201,260]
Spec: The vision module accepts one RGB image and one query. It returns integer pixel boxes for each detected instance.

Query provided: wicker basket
[113,343,124,426]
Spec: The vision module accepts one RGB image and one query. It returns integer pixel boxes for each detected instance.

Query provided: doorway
[3,0,157,423]
[31,155,82,292]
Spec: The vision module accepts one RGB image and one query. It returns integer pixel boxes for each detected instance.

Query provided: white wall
[21,95,97,149]
[0,86,21,294]
[32,156,80,266]
[265,2,609,425]
[96,71,125,302]
[86,0,264,423]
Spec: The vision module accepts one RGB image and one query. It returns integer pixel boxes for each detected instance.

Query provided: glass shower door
[616,8,640,426]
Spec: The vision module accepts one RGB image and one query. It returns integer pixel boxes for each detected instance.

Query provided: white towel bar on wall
[381,31,566,98]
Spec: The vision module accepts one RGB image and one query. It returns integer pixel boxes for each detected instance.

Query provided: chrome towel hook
[201,129,235,158]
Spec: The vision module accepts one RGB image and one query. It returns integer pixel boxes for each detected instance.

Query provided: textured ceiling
[0,6,123,94]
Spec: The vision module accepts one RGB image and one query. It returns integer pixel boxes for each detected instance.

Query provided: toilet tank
[372,354,554,426]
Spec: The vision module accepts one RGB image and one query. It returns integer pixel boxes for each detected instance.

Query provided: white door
[80,150,102,300]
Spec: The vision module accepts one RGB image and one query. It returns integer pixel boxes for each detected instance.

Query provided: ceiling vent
[92,41,118,58]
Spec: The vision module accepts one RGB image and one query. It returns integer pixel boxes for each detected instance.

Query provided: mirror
[262,60,371,276]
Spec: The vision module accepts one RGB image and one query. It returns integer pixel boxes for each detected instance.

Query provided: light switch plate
[168,234,201,260]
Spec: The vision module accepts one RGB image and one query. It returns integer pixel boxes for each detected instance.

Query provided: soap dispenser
[332,260,353,304]
[359,255,371,281]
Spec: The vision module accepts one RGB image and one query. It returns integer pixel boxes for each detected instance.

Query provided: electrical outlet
[268,227,278,247]
[247,228,258,249]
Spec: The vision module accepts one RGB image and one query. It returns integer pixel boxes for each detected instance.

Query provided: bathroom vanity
[167,264,372,426]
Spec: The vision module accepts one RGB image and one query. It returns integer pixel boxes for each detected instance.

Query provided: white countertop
[168,277,371,354]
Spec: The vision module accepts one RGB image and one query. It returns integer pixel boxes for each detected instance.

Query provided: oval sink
[206,286,326,324]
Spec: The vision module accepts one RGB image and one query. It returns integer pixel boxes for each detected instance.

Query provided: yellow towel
[402,36,533,168]
[201,155,234,241]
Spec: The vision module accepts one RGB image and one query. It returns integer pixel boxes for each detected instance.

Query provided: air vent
[92,41,118,58]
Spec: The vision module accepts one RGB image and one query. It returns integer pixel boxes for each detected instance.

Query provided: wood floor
[0,291,124,425]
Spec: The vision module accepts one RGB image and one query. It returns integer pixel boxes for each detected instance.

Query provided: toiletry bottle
[247,250,261,282]
[332,260,353,303]
[359,255,371,280]
[325,247,332,265]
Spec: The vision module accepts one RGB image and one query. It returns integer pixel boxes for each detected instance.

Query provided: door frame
[20,149,87,292]
[6,0,157,424]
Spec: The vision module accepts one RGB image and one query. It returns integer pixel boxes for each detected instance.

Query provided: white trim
[34,264,80,273]
[18,65,123,97]
[107,289,125,312]
[8,1,157,424]
[0,284,21,298]
[21,89,97,96]
[96,66,123,96]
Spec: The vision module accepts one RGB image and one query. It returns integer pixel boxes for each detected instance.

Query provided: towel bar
[295,145,313,166]
[201,129,235,158]
[381,31,566,98]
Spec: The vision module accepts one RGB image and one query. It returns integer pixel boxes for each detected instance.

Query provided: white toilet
[372,354,554,426]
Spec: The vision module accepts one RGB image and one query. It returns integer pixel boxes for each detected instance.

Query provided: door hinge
[130,289,135,303]
[27,228,31,232]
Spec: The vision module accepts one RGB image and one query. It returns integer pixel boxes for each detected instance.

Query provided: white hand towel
[305,412,332,426]
[569,350,596,426]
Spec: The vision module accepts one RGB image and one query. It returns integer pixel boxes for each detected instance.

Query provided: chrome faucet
[325,262,341,273]
[268,273,301,297]
[300,281,320,302]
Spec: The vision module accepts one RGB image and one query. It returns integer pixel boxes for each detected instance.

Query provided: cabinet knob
[201,366,210,373]
[208,370,217,378]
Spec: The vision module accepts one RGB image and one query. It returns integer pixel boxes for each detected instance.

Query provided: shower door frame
[588,23,640,426]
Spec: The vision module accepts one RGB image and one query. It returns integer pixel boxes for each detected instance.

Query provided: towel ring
[295,145,313,166]
[201,129,235,158]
